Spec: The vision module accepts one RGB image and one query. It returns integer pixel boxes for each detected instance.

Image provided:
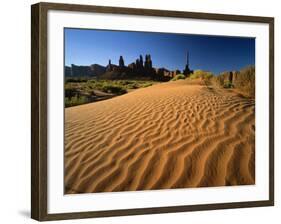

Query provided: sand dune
[64,80,255,194]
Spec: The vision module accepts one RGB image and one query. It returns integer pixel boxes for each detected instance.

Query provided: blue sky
[64,28,255,74]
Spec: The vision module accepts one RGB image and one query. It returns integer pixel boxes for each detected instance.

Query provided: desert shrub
[210,66,255,97]
[211,75,224,87]
[204,72,213,80]
[141,82,153,88]
[101,84,127,94]
[64,79,157,107]
[189,73,198,79]
[65,96,89,107]
[171,74,186,81]
[126,81,139,89]
[190,70,213,80]
[223,81,234,88]
[65,78,87,83]
[118,80,132,85]
[211,71,233,88]
[65,87,80,99]
[233,66,255,97]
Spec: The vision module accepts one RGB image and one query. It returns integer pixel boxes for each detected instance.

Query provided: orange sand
[64,80,255,194]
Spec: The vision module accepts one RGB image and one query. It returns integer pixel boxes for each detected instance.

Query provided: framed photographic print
[31,2,274,221]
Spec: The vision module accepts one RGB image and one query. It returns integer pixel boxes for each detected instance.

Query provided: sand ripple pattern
[64,80,255,194]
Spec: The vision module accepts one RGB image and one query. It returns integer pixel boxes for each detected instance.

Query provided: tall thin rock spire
[186,51,189,68]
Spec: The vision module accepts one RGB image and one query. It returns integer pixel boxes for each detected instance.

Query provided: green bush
[65,95,89,107]
[190,70,213,79]
[127,82,139,89]
[65,87,80,99]
[141,83,153,88]
[171,74,186,81]
[64,79,157,107]
[223,81,234,88]
[101,84,127,94]
[189,73,198,79]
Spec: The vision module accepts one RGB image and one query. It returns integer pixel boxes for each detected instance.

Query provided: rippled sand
[64,79,255,194]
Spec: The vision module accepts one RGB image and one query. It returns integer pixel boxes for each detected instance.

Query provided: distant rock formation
[70,64,93,77]
[155,67,169,77]
[90,64,107,76]
[65,52,192,81]
[65,64,106,77]
[128,62,136,70]
[139,55,143,67]
[144,54,152,70]
[119,56,125,68]
[65,66,71,76]
[136,59,141,69]
[183,51,193,76]
[155,68,181,80]
[106,59,112,72]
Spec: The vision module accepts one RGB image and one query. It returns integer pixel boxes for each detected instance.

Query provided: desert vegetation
[211,66,255,97]
[189,70,214,80]
[65,79,156,107]
[173,66,255,98]
[171,74,186,81]
[65,66,255,107]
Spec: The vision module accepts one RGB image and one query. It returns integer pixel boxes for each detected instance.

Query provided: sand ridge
[64,80,255,194]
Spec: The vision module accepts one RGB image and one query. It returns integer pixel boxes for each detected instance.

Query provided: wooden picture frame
[31,2,274,221]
